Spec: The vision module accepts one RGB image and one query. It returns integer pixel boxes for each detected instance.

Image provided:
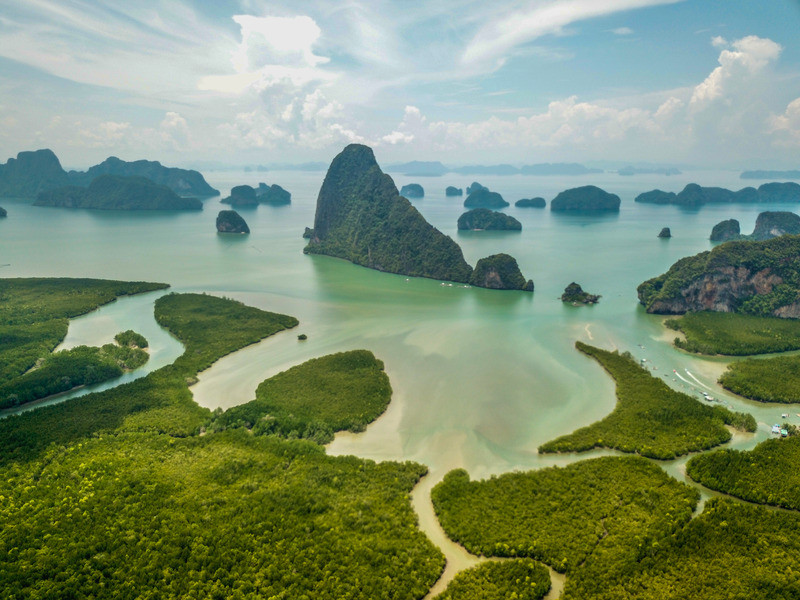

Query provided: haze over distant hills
[386,161,602,177]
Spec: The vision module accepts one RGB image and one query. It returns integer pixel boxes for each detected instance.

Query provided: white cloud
[612,27,634,35]
[770,97,800,147]
[461,0,683,68]
[231,15,329,72]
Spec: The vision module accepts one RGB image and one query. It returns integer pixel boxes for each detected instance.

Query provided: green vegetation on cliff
[470,253,533,291]
[0,149,69,197]
[210,350,392,444]
[432,456,699,573]
[457,208,521,231]
[305,144,473,282]
[400,183,424,198]
[687,437,800,509]
[257,182,291,204]
[638,234,800,316]
[216,209,250,234]
[35,174,202,210]
[463,188,509,209]
[718,353,800,403]
[665,311,800,355]
[561,282,599,304]
[434,560,551,600]
[538,342,755,459]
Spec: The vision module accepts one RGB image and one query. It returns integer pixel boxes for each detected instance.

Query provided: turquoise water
[0,169,796,481]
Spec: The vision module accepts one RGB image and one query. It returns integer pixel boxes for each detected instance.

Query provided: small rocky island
[515,197,546,208]
[464,188,509,209]
[457,208,521,231]
[550,185,620,211]
[638,235,800,317]
[561,282,600,305]
[257,183,291,205]
[710,219,741,242]
[445,186,463,196]
[221,185,259,207]
[0,206,6,218]
[470,254,533,291]
[34,175,202,210]
[658,227,671,238]
[216,210,249,234]
[304,144,473,283]
[400,183,424,198]
[466,182,487,195]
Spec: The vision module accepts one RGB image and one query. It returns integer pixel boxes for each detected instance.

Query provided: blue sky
[1,0,799,168]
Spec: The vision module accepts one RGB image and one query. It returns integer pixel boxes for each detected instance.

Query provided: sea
[0,168,795,485]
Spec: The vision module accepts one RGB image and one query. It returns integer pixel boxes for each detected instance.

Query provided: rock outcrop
[550,186,620,211]
[466,182,487,195]
[302,227,314,239]
[445,186,463,196]
[561,282,600,304]
[515,197,546,208]
[457,208,521,231]
[221,185,259,207]
[710,219,741,242]
[658,227,672,238]
[400,183,424,198]
[0,206,6,218]
[470,253,533,291]
[0,149,69,198]
[750,211,800,240]
[638,235,800,317]
[464,188,509,209]
[34,175,202,210]
[216,210,250,234]
[257,183,291,205]
[304,144,473,283]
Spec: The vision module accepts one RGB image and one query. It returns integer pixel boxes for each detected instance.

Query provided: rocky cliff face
[305,144,473,283]
[216,210,250,234]
[638,236,800,317]
[470,253,533,291]
[0,149,69,197]
[750,211,800,240]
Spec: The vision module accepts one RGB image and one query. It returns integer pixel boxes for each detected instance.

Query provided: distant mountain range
[385,161,602,177]
[741,170,800,180]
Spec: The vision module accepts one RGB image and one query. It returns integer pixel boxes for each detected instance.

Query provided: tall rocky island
[304,144,473,282]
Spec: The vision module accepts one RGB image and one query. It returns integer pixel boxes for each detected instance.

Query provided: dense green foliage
[432,456,699,573]
[515,197,546,208]
[305,144,474,283]
[211,350,392,444]
[216,209,250,234]
[35,174,202,210]
[718,353,800,402]
[636,182,800,207]
[70,155,218,196]
[710,218,741,241]
[434,560,550,600]
[665,311,800,355]
[0,277,167,383]
[0,340,148,409]
[0,431,444,599]
[539,342,756,459]
[115,329,148,348]
[550,185,620,211]
[463,188,509,209]
[470,253,533,291]
[0,293,297,463]
[687,437,800,509]
[637,234,800,315]
[457,208,521,231]
[561,282,599,304]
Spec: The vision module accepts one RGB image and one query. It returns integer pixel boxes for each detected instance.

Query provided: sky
[1,0,799,169]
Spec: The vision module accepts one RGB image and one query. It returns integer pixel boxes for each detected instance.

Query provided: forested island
[709,211,800,242]
[457,208,521,231]
[515,197,546,208]
[560,282,599,304]
[463,188,509,209]
[257,182,291,205]
[400,183,425,198]
[550,185,620,211]
[0,149,217,198]
[34,175,202,210]
[635,182,800,207]
[470,254,533,291]
[221,184,259,207]
[445,186,463,196]
[304,144,473,283]
[216,210,249,234]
